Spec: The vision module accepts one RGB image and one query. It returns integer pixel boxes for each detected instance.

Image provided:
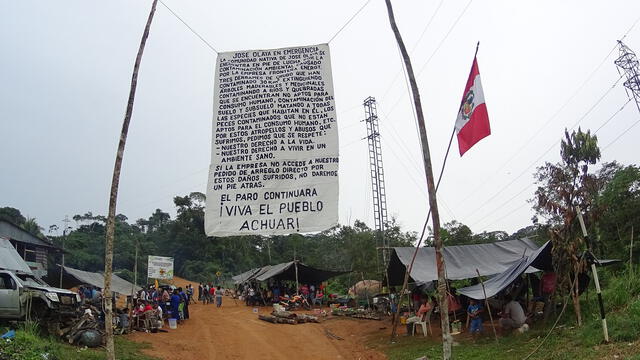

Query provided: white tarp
[147,255,174,279]
[205,44,339,237]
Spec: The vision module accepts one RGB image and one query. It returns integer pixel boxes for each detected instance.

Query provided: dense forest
[1,129,638,293]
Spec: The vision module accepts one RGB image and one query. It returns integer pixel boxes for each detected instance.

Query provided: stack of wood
[60,312,104,346]
[258,308,319,325]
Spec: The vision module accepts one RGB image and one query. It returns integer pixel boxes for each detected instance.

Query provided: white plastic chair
[412,308,433,336]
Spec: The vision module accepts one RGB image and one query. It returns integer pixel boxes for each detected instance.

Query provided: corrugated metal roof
[62,265,140,295]
[0,238,34,274]
[0,220,57,249]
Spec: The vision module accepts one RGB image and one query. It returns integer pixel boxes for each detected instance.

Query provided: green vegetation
[0,323,157,360]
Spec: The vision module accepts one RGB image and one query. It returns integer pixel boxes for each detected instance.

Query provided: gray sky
[1,0,639,237]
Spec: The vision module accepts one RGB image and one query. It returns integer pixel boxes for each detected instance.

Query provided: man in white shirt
[499,295,526,330]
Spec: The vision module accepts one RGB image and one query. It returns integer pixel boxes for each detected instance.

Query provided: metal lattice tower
[363,97,389,267]
[615,40,640,114]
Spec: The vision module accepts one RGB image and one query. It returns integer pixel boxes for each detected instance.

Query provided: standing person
[187,284,194,304]
[467,298,483,339]
[198,283,203,302]
[540,271,557,321]
[209,286,216,304]
[179,287,190,320]
[170,289,181,323]
[203,283,210,305]
[215,286,223,308]
[499,295,527,332]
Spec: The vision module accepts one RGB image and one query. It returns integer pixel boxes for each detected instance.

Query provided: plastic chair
[412,308,433,337]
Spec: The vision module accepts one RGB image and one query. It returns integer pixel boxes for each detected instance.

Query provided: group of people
[404,270,557,338]
[197,283,224,307]
[234,282,326,307]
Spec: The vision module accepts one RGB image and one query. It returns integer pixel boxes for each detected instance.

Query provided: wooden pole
[103,1,157,358]
[383,1,450,357]
[475,269,498,343]
[132,237,139,297]
[630,225,634,280]
[576,206,609,343]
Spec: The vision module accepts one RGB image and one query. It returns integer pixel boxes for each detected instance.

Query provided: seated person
[405,298,432,335]
[499,295,526,331]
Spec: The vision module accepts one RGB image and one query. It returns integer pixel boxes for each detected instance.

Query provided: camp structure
[457,242,620,299]
[233,261,348,284]
[386,238,541,286]
[59,265,141,296]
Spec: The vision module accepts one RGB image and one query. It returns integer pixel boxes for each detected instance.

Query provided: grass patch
[0,325,158,360]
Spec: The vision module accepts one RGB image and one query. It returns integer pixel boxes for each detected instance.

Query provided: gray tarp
[232,268,261,284]
[387,238,541,286]
[62,265,140,295]
[457,242,552,299]
[254,261,348,283]
[457,242,621,300]
[0,238,34,274]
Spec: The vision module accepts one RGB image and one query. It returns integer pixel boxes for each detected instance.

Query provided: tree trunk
[104,1,158,359]
[383,0,449,358]
[572,264,582,326]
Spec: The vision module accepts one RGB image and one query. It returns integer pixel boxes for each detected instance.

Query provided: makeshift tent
[387,238,541,286]
[60,265,140,295]
[457,242,620,299]
[232,268,261,284]
[0,238,34,274]
[232,261,347,284]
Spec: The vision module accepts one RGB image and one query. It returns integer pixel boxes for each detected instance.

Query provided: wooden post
[576,206,609,342]
[383,1,450,357]
[132,237,138,297]
[630,225,634,280]
[475,269,498,342]
[103,1,157,358]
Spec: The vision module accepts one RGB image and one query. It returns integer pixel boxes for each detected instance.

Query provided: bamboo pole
[475,269,498,342]
[630,225,634,280]
[383,1,450,357]
[104,1,158,358]
[576,206,609,342]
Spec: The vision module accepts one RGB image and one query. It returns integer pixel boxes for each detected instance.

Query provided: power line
[603,117,640,150]
[380,0,446,101]
[469,99,633,231]
[458,74,624,222]
[159,0,220,54]
[380,0,473,116]
[327,0,372,44]
[454,54,624,208]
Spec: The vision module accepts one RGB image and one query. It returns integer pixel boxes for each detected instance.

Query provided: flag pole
[383,1,451,358]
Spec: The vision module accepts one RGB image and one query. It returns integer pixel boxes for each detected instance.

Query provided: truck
[0,239,80,331]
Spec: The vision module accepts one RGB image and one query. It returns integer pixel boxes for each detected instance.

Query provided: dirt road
[128,280,387,360]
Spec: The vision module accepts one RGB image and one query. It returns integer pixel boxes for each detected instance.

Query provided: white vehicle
[0,270,80,320]
[0,239,80,328]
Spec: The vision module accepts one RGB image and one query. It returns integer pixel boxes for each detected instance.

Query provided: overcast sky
[1,0,639,238]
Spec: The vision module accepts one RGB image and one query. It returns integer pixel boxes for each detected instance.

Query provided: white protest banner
[147,255,174,279]
[205,44,339,237]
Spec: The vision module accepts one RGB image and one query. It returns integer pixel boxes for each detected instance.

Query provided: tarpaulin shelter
[457,242,621,299]
[233,261,348,284]
[60,265,140,295]
[256,261,348,283]
[232,268,261,284]
[387,238,541,286]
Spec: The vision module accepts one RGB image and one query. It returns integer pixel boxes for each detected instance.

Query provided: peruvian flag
[455,57,490,156]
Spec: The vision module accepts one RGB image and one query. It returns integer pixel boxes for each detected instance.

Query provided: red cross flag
[455,56,490,156]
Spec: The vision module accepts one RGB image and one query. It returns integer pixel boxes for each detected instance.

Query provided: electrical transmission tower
[363,97,390,274]
[615,40,640,114]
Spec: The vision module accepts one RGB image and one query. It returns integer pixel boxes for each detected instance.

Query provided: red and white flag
[455,57,490,156]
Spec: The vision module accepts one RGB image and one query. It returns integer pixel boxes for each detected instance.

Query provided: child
[467,298,483,339]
